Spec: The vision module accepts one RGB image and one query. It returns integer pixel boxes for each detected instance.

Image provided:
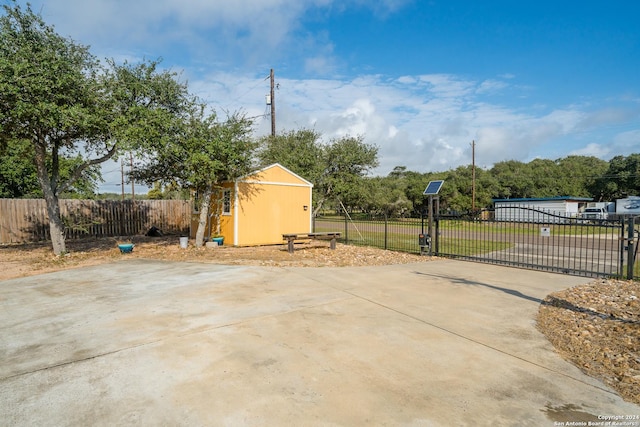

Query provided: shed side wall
[235,182,311,246]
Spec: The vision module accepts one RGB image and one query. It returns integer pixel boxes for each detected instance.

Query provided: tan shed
[191,163,313,246]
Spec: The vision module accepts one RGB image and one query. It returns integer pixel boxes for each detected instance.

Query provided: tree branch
[57,142,118,195]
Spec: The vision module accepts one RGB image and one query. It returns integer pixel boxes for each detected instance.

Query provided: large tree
[0,3,106,254]
[589,154,640,200]
[131,107,257,247]
[257,129,324,182]
[0,138,102,198]
[361,175,412,216]
[0,138,40,197]
[387,167,432,215]
[258,129,379,215]
[554,155,608,197]
[489,160,534,199]
[0,3,189,254]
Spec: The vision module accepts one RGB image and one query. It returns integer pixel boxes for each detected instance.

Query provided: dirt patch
[1,235,638,405]
[0,235,425,281]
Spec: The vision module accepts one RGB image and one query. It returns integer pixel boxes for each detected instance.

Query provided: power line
[202,74,271,112]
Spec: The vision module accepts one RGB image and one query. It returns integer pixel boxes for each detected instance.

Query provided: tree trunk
[195,186,213,248]
[34,139,67,255]
[312,195,328,218]
[44,189,66,255]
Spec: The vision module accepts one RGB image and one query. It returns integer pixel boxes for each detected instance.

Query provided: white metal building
[492,197,592,222]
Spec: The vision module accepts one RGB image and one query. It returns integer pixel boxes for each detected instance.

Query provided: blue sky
[9,0,640,193]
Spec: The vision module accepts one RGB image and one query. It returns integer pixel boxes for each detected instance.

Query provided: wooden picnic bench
[282,232,342,253]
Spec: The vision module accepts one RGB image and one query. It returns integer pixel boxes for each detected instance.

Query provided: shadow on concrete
[411,270,543,304]
[412,270,639,325]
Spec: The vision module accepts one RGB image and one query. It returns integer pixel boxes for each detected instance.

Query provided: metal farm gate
[434,206,638,279]
[314,207,638,280]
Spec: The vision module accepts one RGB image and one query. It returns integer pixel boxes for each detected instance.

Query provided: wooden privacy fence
[0,199,192,243]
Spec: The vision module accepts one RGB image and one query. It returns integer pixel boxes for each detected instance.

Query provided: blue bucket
[118,243,134,253]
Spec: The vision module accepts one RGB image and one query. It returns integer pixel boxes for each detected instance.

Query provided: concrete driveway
[1,259,638,426]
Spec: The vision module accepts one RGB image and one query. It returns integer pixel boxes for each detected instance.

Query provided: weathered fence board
[0,199,192,243]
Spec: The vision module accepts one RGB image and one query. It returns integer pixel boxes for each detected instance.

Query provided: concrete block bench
[282,232,341,253]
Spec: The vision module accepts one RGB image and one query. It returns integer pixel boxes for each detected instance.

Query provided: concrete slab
[1,259,638,426]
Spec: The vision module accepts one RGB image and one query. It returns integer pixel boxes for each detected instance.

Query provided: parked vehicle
[579,198,640,223]
[581,206,609,222]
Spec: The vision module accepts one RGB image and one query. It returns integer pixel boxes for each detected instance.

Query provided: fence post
[118,202,124,236]
[384,213,388,250]
[344,210,348,244]
[619,217,626,278]
[627,217,636,280]
[434,217,439,256]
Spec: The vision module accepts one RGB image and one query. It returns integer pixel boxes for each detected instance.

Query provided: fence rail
[314,215,424,253]
[0,199,192,243]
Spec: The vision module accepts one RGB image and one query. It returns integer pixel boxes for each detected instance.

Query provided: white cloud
[569,129,640,160]
[569,143,612,158]
[614,129,640,148]
[32,0,309,66]
[476,79,509,95]
[575,108,637,130]
[352,0,414,16]
[97,66,639,192]
[253,73,635,175]
[304,54,337,76]
[27,0,407,75]
[415,74,475,99]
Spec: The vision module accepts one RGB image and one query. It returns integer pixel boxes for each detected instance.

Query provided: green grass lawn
[315,223,512,255]
[317,217,618,236]
[437,219,617,236]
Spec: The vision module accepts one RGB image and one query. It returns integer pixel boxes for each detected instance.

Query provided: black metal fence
[437,207,625,278]
[314,214,425,254]
[314,208,639,280]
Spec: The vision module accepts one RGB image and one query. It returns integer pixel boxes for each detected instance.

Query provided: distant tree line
[256,131,640,217]
[358,153,640,216]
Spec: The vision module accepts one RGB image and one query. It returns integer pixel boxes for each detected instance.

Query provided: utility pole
[471,140,476,212]
[130,152,135,202]
[270,68,276,136]
[120,159,125,201]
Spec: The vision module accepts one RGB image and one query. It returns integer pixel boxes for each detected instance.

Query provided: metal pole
[270,69,276,137]
[628,217,636,280]
[384,213,388,250]
[428,196,434,255]
[344,208,348,244]
[471,140,476,212]
[120,160,125,201]
[620,217,626,278]
[130,152,135,202]
[435,196,440,255]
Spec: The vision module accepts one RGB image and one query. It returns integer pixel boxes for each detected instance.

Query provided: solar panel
[423,180,444,195]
